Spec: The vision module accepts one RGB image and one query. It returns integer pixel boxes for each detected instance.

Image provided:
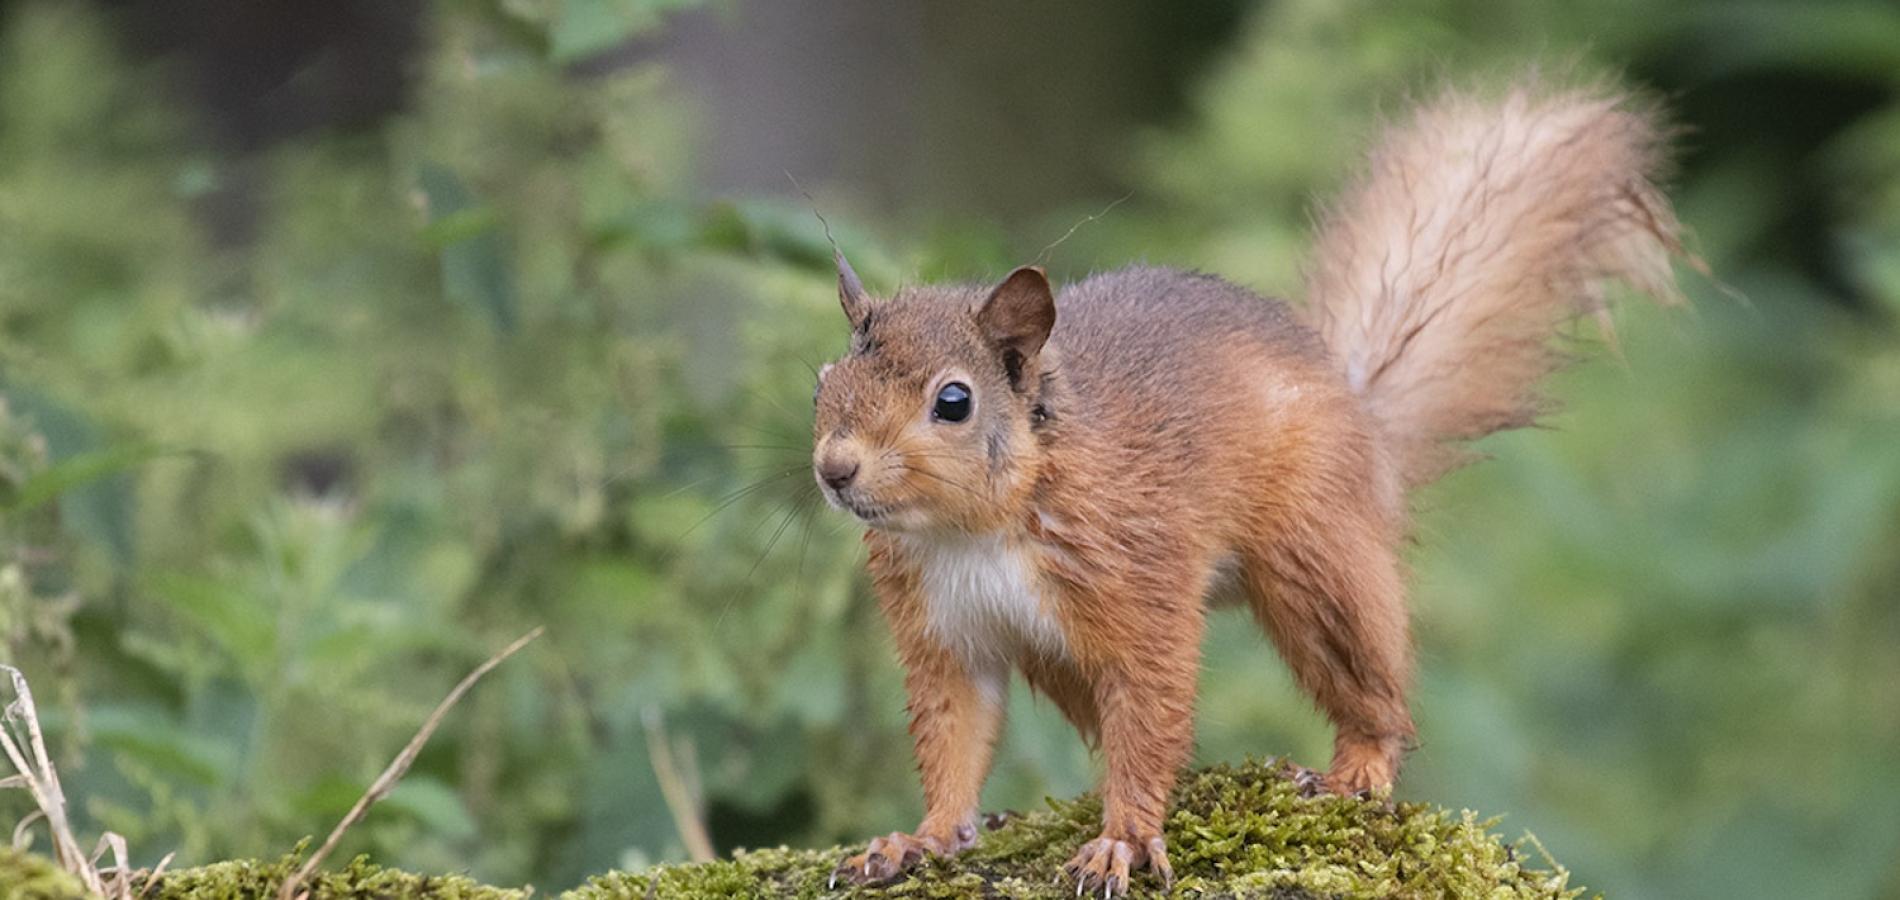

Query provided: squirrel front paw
[828,825,975,888]
[1062,832,1173,897]
[1323,737,1400,797]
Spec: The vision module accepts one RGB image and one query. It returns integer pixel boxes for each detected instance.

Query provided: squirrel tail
[1303,78,1689,489]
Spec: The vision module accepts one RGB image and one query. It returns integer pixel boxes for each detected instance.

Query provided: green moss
[570,759,1585,899]
[0,852,526,900]
[136,855,528,900]
[1,761,1582,899]
[0,850,89,900]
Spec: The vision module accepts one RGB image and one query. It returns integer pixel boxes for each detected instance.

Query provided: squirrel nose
[818,457,860,490]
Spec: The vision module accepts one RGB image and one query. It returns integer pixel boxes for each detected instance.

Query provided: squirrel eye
[932,382,972,423]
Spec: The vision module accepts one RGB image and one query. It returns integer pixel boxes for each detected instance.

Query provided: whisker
[746,490,813,583]
[893,464,987,502]
[645,457,812,503]
[792,492,822,602]
[712,499,800,635]
[702,442,811,454]
[737,419,811,447]
[668,468,807,550]
[596,456,661,492]
[744,387,813,436]
[890,450,986,465]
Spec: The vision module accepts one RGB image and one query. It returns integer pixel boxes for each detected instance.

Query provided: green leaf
[0,386,142,562]
[0,442,164,514]
[148,572,277,680]
[419,206,504,248]
[418,162,518,334]
[384,777,480,841]
[548,0,660,65]
[82,704,236,788]
[695,200,839,271]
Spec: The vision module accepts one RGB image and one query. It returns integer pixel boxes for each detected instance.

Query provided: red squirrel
[811,79,1686,895]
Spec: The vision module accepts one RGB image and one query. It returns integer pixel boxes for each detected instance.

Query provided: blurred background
[1,0,1897,897]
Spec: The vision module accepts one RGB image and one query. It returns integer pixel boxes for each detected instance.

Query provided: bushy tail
[1304,79,1688,488]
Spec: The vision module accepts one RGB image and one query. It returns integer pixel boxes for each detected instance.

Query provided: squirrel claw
[1063,834,1166,897]
[1146,836,1174,889]
[1290,763,1326,798]
[829,831,948,889]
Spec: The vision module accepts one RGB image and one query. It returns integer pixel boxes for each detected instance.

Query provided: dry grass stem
[138,851,177,900]
[642,706,714,863]
[0,663,96,892]
[276,627,544,900]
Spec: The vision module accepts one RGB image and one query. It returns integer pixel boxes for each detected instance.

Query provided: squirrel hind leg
[1238,517,1416,794]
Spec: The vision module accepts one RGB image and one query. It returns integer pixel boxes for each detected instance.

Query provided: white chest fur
[901,531,1069,697]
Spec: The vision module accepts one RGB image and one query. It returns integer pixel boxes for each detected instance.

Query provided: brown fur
[817,78,1685,895]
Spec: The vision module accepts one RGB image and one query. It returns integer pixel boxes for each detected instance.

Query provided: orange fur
[815,77,1685,895]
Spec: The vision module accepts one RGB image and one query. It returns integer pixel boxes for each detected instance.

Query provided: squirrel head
[812,253,1059,534]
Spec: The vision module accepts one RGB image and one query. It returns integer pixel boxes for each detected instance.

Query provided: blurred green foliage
[0,0,902,887]
[0,0,1896,898]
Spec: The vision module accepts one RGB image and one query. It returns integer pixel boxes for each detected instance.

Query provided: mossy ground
[0,850,88,900]
[0,852,525,900]
[576,759,1581,899]
[0,760,1582,900]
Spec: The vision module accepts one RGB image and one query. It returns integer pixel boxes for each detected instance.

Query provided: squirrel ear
[976,266,1056,362]
[836,249,870,329]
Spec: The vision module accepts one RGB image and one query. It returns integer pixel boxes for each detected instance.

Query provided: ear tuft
[976,266,1056,370]
[837,249,869,330]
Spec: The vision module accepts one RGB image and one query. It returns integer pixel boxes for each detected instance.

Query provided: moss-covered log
[0,760,1582,899]
[0,853,526,900]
